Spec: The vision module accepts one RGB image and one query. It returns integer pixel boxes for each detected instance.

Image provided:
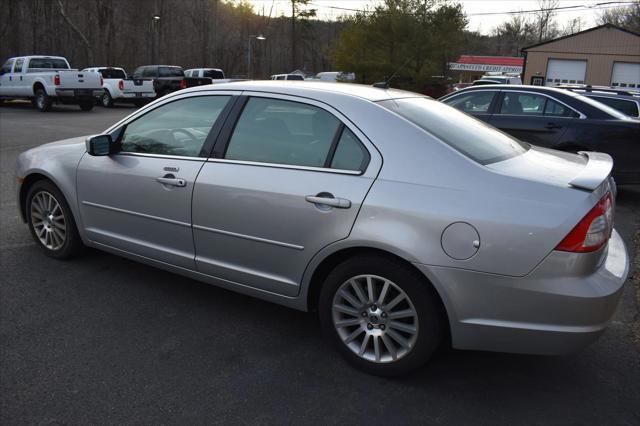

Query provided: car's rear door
[488,90,577,147]
[441,89,499,123]
[192,94,382,296]
[77,92,235,269]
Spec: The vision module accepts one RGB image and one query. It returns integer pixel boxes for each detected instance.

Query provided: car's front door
[488,91,576,147]
[0,58,15,96]
[192,94,382,296]
[77,93,234,268]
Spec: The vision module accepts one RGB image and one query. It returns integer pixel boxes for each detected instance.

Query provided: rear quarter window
[589,96,639,118]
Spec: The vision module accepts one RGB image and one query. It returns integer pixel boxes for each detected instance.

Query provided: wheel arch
[32,81,46,96]
[19,172,56,222]
[305,245,451,342]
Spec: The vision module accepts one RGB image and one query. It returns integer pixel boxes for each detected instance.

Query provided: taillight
[100,77,104,86]
[556,192,613,253]
[54,75,60,86]
[118,80,124,90]
[179,79,187,90]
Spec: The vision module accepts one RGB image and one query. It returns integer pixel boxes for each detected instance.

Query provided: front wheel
[26,180,83,259]
[319,255,444,376]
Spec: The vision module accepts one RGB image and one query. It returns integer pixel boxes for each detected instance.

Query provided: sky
[248,0,636,34]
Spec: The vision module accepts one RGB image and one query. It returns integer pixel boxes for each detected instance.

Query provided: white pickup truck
[82,67,156,108]
[0,55,103,111]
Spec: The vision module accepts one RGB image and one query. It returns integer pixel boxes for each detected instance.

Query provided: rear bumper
[55,89,103,99]
[415,229,629,355]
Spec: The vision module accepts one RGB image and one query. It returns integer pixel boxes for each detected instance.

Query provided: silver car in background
[15,82,629,376]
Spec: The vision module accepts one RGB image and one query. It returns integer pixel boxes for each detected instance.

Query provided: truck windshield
[203,69,225,79]
[378,97,528,165]
[28,58,69,70]
[99,68,126,79]
[159,67,184,77]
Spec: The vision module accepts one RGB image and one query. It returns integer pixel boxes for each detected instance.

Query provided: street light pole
[151,14,161,64]
[247,34,266,79]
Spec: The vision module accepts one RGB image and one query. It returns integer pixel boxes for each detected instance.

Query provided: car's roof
[450,84,581,97]
[181,80,418,102]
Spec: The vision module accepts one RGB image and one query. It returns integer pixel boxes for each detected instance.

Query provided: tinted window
[28,58,69,69]
[589,96,639,117]
[544,98,578,117]
[13,58,24,73]
[1,59,14,74]
[159,67,184,77]
[445,91,496,113]
[203,69,225,79]
[119,96,230,157]
[287,74,304,80]
[225,97,341,168]
[331,128,369,171]
[141,68,156,78]
[99,68,126,79]
[379,97,528,165]
[276,75,286,80]
[500,92,545,115]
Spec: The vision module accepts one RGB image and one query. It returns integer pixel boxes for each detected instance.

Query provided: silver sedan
[15,81,629,376]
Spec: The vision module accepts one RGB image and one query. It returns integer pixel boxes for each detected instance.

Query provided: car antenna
[372,58,412,89]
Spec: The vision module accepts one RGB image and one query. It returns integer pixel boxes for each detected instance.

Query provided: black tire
[79,100,94,111]
[26,180,83,259]
[34,88,52,112]
[101,90,114,108]
[319,255,444,376]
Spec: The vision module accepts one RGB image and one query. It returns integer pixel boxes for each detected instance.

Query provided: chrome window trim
[207,158,363,175]
[115,152,205,162]
[500,89,587,119]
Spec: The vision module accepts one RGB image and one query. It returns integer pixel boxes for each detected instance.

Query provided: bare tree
[533,0,560,42]
[56,0,94,64]
[597,1,640,33]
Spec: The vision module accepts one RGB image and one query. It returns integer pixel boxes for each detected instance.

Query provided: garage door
[611,62,640,88]
[545,59,587,86]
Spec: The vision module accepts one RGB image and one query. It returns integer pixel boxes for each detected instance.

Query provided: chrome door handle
[305,195,351,209]
[156,177,186,187]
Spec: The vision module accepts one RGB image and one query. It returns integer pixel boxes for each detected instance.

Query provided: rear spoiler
[569,151,613,191]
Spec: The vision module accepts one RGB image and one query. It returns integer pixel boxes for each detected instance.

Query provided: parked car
[15,81,628,376]
[0,55,102,111]
[82,67,155,108]
[472,74,522,85]
[555,85,640,118]
[270,73,305,81]
[185,68,225,79]
[439,85,640,184]
[307,71,356,82]
[130,65,212,98]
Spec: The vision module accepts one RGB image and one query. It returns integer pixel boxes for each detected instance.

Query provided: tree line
[1,0,638,91]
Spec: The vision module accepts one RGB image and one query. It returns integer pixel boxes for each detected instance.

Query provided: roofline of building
[521,23,640,52]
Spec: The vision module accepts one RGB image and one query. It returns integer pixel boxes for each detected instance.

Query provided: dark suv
[131,65,212,98]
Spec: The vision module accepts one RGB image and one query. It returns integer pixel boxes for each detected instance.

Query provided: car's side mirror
[86,134,113,156]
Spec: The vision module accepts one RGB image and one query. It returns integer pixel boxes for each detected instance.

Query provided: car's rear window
[588,95,639,117]
[378,97,529,165]
[203,69,225,79]
[159,67,184,77]
[28,58,69,70]
[99,68,126,79]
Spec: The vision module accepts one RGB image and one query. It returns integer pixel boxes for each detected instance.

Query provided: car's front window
[379,97,528,165]
[118,95,231,157]
[445,91,496,113]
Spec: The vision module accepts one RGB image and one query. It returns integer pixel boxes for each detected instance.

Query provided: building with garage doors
[522,24,640,88]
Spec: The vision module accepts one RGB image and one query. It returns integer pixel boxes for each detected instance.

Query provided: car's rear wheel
[101,90,114,108]
[319,255,444,376]
[26,180,83,259]
[34,88,52,112]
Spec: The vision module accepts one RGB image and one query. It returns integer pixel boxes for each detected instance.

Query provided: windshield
[378,97,529,165]
[99,68,126,79]
[159,67,184,77]
[28,58,69,70]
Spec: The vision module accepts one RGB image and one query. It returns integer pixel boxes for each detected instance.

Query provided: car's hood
[486,145,590,188]
[17,135,88,178]
[36,135,88,151]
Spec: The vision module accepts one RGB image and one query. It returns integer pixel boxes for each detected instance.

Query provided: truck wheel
[79,101,94,111]
[35,89,52,112]
[101,91,114,108]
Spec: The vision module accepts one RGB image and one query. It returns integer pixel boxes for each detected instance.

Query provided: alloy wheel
[30,190,67,251]
[332,274,419,363]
